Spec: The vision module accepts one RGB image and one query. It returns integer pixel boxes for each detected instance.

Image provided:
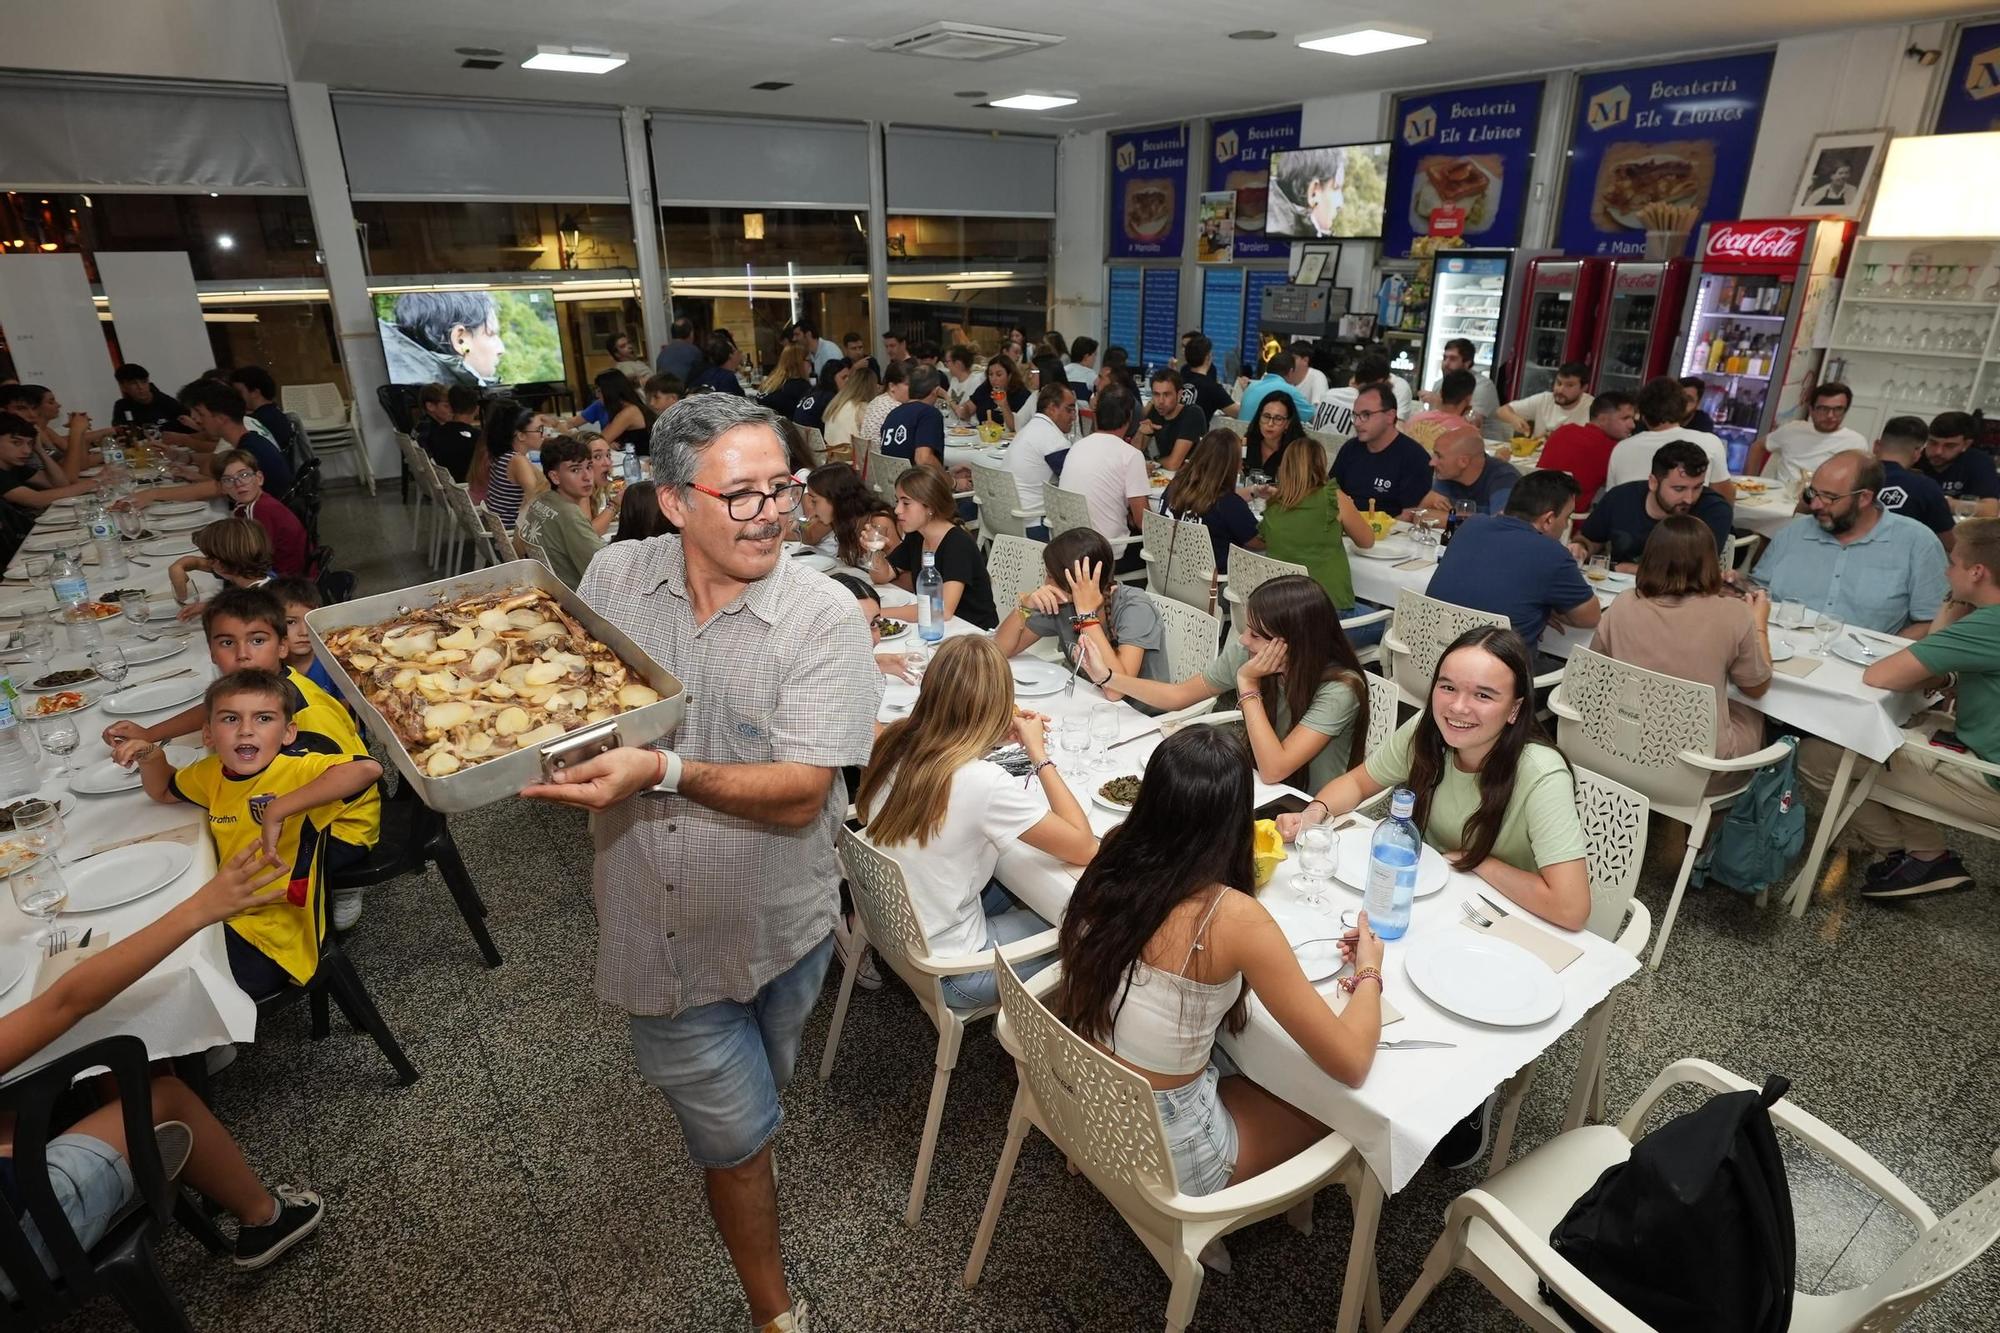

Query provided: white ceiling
[278,0,1988,132]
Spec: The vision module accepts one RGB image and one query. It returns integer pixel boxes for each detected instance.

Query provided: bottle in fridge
[1506,257,1608,400]
[1415,249,1514,409]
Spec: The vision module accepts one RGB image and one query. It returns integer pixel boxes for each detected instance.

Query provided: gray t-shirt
[1202,640,1361,793]
[1026,585,1169,707]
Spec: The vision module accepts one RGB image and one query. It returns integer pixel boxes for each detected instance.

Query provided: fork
[1459,900,1494,929]
[43,928,69,958]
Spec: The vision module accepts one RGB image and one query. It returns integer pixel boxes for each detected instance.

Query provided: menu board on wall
[1241,269,1290,372]
[1935,21,2000,134]
[1106,268,1142,358]
[1141,268,1181,370]
[1109,124,1189,259]
[1383,79,1544,258]
[1558,51,1773,257]
[1206,109,1301,261]
[1200,268,1246,375]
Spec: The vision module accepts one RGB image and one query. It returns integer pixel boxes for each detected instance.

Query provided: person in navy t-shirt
[1916,411,2000,516]
[879,364,947,468]
[1332,383,1432,517]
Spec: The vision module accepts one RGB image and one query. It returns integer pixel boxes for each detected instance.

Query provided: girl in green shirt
[1257,433,1377,614]
[1278,624,1591,930]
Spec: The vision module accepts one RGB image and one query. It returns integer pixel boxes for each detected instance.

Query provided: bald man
[1747,449,1948,636]
[1407,426,1516,519]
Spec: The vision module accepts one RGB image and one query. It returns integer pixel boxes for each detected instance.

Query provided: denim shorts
[0,1133,133,1300]
[628,935,835,1170]
[1153,1050,1239,1197]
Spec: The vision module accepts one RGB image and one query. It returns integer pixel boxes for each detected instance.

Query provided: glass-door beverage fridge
[1675,218,1854,472]
[1591,260,1690,398]
[1507,257,1608,398]
[1415,249,1513,402]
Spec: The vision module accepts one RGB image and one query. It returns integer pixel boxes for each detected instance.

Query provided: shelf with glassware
[1822,235,2000,433]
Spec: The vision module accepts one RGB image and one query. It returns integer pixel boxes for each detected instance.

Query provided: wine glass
[1057,715,1093,778]
[1088,703,1120,767]
[1811,613,1843,657]
[30,713,81,778]
[1295,814,1339,914]
[6,860,69,950]
[10,799,65,861]
[860,522,890,566]
[86,645,127,687]
[114,506,146,541]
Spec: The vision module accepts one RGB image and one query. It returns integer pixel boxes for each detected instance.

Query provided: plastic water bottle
[621,445,641,486]
[89,504,127,579]
[915,551,945,643]
[102,435,127,471]
[1364,788,1421,940]
[49,550,100,653]
[0,700,40,799]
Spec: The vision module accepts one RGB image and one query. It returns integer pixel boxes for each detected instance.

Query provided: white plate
[149,511,213,533]
[1591,571,1636,592]
[100,676,208,715]
[115,636,189,667]
[1265,901,1348,982]
[1091,773,1142,815]
[0,941,29,996]
[21,670,98,693]
[1008,659,1074,698]
[792,552,838,573]
[141,536,199,558]
[70,760,143,796]
[1767,638,1796,663]
[874,620,909,643]
[20,532,82,554]
[1352,537,1419,562]
[1831,634,1893,667]
[1402,931,1564,1027]
[63,841,194,913]
[0,594,52,619]
[880,679,918,713]
[1332,827,1450,899]
[147,501,210,517]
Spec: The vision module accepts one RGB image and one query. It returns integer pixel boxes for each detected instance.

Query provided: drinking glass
[1295,816,1339,914]
[1058,715,1093,777]
[86,645,127,686]
[114,506,146,541]
[122,593,152,632]
[30,713,81,777]
[10,799,64,860]
[1776,600,1806,630]
[901,640,929,686]
[860,524,890,564]
[24,556,51,597]
[1088,703,1120,766]
[6,860,69,949]
[1811,613,1843,656]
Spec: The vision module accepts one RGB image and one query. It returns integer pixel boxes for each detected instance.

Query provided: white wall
[1049,131,1107,342]
[5,0,290,83]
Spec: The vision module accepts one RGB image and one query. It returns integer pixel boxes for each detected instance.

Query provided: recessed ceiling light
[1295,24,1429,55]
[1228,29,1277,40]
[989,93,1077,111]
[522,45,628,74]
[216,234,236,250]
[954,90,988,98]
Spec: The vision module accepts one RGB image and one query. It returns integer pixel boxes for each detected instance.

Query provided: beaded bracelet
[1339,967,1383,995]
[1070,615,1101,631]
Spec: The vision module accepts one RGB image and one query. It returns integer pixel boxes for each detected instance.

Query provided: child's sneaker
[331,886,365,931]
[757,1297,809,1332]
[234,1185,324,1269]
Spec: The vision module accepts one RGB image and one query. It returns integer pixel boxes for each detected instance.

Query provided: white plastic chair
[970,467,1042,545]
[1550,646,1793,970]
[798,425,827,467]
[1143,591,1222,683]
[1728,532,1763,571]
[820,828,1059,1228]
[868,455,912,507]
[1138,507,1177,596]
[1150,513,1221,615]
[477,504,520,562]
[1362,672,1398,759]
[281,382,373,494]
[964,956,1376,1333]
[441,482,495,572]
[394,432,436,551]
[1220,545,1306,614]
[984,535,1046,621]
[518,532,554,573]
[1381,589,1564,711]
[1215,414,1249,438]
[1383,1058,2000,1333]
[1041,487,1102,543]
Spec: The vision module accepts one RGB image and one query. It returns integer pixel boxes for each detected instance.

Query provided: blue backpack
[1691,736,1805,896]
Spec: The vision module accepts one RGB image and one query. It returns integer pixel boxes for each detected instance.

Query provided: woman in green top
[1076,574,1369,794]
[1258,431,1384,645]
[1278,624,1590,930]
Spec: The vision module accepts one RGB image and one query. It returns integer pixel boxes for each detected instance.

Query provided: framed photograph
[1196,191,1237,264]
[1292,241,1339,287]
[1791,129,1890,219]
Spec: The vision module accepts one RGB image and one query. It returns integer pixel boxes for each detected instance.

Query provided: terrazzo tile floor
[47,487,2000,1331]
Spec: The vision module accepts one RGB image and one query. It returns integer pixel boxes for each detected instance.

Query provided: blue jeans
[940,881,1054,1011]
[1338,603,1387,649]
[1024,523,1050,542]
[628,935,836,1169]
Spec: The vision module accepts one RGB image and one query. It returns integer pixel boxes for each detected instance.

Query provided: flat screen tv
[374,287,566,389]
[1264,142,1391,240]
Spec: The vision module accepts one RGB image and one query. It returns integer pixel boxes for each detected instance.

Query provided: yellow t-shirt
[285,667,380,850]
[171,750,351,984]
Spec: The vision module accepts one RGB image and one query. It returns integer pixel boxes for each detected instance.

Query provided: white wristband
[650,748,683,795]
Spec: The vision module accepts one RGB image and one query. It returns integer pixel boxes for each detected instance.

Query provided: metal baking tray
[304,560,684,812]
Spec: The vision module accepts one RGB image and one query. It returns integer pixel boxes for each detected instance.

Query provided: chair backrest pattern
[1138,508,1176,594]
[1146,591,1222,682]
[971,467,1031,542]
[1561,646,1720,773]
[1570,767,1649,940]
[995,957,1178,1197]
[986,535,1047,616]
[1390,590,1511,694]
[1226,545,1307,605]
[838,827,933,970]
[1364,672,1398,759]
[1042,487,1093,539]
[1857,1177,2000,1332]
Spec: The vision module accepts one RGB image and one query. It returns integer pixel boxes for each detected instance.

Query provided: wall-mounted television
[374,287,566,388]
[1265,142,1391,240]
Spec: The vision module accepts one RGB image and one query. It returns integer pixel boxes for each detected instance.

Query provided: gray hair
[648,394,788,490]
[906,364,943,400]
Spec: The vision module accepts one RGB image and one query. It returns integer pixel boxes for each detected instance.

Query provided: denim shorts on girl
[0,1132,134,1299]
[1152,1050,1239,1197]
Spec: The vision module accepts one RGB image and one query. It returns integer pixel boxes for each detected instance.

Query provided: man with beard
[1496,361,1593,440]
[1746,450,1946,636]
[1916,411,2000,518]
[1572,440,1732,571]
[522,396,882,1333]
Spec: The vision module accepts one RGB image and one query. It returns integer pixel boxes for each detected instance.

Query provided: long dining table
[868,585,1640,1333]
[0,491,239,1075]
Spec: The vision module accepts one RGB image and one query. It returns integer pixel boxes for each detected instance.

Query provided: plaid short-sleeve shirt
[579,536,884,1016]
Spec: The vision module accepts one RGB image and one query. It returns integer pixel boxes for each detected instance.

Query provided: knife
[1105,722,1161,751]
[1377,1039,1456,1051]
[116,666,198,692]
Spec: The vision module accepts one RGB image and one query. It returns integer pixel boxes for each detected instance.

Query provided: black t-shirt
[1580,481,1734,565]
[1182,368,1234,420]
[889,525,998,629]
[426,421,479,483]
[761,377,811,421]
[1142,403,1208,465]
[969,383,1031,425]
[0,463,39,503]
[249,402,299,467]
[1877,460,1954,534]
[110,389,184,429]
[880,400,945,464]
[690,367,745,396]
[1917,446,2000,501]
[1332,433,1432,514]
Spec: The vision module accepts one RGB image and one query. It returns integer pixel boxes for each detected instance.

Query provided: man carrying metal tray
[524,395,883,1333]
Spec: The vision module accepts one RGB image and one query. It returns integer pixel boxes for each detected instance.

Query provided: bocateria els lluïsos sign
[1382,78,1544,258]
[1110,124,1190,260]
[1559,51,1774,257]
[1206,109,1300,261]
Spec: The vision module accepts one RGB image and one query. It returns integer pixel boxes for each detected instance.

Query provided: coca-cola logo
[1707,224,1806,261]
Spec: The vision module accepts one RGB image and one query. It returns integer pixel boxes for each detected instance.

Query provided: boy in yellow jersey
[105,586,383,928]
[125,669,381,999]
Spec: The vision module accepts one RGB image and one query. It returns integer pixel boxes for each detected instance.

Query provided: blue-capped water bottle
[915,550,944,643]
[1363,787,1421,940]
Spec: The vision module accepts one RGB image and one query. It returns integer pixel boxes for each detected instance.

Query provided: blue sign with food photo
[1206,108,1301,260]
[1383,79,1544,258]
[1109,124,1189,260]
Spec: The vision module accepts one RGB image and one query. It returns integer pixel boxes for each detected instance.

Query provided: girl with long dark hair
[956,353,1030,430]
[801,463,869,558]
[1054,726,1381,1196]
[1246,388,1308,474]
[865,464,999,629]
[1078,574,1367,791]
[1159,429,1262,574]
[1279,625,1589,930]
[594,370,655,453]
[610,480,675,541]
[474,398,543,526]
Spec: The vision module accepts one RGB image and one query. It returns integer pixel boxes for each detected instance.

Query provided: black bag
[1542,1074,1795,1333]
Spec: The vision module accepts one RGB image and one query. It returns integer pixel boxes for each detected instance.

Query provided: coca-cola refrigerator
[1674,217,1854,473]
[1508,257,1608,399]
[1415,248,1514,406]
[1590,260,1690,398]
